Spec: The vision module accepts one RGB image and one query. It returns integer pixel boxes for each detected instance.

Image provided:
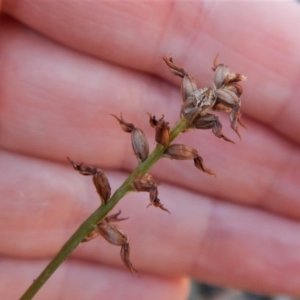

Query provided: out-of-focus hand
[1,1,300,299]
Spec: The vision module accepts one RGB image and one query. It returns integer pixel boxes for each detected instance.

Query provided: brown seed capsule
[132,173,155,192]
[67,157,111,204]
[98,222,128,246]
[148,114,170,146]
[131,128,149,162]
[92,171,111,204]
[164,144,198,160]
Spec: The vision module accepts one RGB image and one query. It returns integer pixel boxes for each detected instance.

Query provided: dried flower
[81,211,136,273]
[67,157,111,205]
[164,144,197,160]
[132,174,170,213]
[148,113,170,146]
[163,56,197,102]
[163,55,246,140]
[164,144,215,176]
[192,114,234,143]
[111,114,149,162]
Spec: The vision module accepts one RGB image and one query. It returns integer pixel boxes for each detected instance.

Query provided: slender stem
[20,117,188,300]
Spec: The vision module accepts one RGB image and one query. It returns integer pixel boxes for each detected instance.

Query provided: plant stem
[20,117,188,300]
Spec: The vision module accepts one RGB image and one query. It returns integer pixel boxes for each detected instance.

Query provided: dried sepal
[132,174,169,213]
[120,243,137,273]
[81,228,99,243]
[111,114,134,132]
[163,56,198,102]
[164,144,215,175]
[67,157,96,175]
[212,54,246,88]
[192,114,234,143]
[147,186,170,213]
[81,211,136,273]
[67,157,111,204]
[194,156,216,176]
[148,113,170,146]
[163,56,187,78]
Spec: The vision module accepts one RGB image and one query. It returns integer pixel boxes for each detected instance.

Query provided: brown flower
[82,211,136,273]
[164,144,215,176]
[112,114,149,162]
[148,113,170,146]
[132,174,170,213]
[67,157,111,205]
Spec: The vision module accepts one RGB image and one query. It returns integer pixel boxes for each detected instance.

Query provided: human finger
[3,1,300,143]
[0,17,299,219]
[1,151,300,296]
[0,258,189,300]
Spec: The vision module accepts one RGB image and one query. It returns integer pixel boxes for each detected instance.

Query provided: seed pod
[98,222,128,246]
[131,128,149,162]
[148,114,170,146]
[164,144,198,160]
[194,156,216,176]
[92,171,111,204]
[112,114,149,162]
[132,173,155,192]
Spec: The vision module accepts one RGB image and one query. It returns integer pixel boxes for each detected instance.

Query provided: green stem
[20,117,188,300]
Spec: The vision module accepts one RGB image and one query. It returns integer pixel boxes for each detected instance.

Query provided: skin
[1,1,300,298]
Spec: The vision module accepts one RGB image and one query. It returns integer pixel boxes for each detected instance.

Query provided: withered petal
[194,156,216,176]
[111,114,135,133]
[120,244,137,273]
